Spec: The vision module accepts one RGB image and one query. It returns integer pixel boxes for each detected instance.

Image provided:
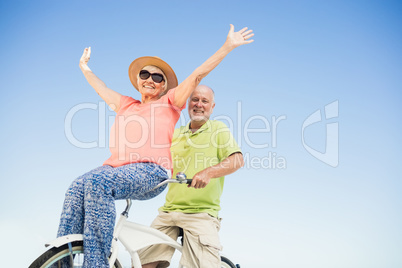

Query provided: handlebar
[122,173,191,217]
[152,172,192,190]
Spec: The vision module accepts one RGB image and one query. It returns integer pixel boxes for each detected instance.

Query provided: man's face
[188,86,215,124]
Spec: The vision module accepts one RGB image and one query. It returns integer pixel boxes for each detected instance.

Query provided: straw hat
[128,56,178,91]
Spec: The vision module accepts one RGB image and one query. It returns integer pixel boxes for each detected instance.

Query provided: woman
[56,24,254,267]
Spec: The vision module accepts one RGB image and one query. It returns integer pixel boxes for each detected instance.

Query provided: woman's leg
[56,165,110,238]
[80,162,168,267]
[110,162,169,201]
[56,163,168,268]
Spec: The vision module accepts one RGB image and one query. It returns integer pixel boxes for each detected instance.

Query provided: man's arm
[190,152,244,189]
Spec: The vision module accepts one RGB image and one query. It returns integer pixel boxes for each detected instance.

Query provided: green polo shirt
[160,120,241,217]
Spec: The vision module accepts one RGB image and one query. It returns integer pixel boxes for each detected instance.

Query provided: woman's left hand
[172,24,254,108]
[225,24,254,49]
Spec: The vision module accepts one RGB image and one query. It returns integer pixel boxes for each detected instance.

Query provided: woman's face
[137,65,166,99]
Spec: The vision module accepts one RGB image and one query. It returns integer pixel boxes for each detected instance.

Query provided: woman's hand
[225,24,254,50]
[78,47,122,112]
[173,24,254,108]
[79,47,91,68]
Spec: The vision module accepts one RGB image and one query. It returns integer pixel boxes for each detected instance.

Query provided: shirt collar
[184,120,212,135]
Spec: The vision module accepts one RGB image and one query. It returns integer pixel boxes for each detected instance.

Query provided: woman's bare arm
[173,25,254,107]
[79,47,122,112]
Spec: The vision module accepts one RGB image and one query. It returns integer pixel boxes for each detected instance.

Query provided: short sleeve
[162,87,186,111]
[214,121,242,161]
[118,95,140,114]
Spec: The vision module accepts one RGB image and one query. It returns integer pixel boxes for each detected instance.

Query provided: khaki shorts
[138,211,222,268]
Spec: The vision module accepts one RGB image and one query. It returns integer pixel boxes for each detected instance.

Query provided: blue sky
[0,0,401,267]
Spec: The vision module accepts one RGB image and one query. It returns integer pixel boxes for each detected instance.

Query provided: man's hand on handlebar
[189,169,211,189]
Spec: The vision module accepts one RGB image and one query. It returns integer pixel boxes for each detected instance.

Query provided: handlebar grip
[186,179,193,185]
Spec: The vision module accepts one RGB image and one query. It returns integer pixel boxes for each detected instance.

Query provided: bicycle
[29,173,240,268]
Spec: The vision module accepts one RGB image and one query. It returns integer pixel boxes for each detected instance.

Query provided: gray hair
[189,85,215,102]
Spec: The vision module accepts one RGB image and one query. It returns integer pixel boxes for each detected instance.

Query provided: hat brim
[128,56,178,91]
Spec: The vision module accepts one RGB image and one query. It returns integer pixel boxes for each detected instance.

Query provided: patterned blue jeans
[56,162,168,268]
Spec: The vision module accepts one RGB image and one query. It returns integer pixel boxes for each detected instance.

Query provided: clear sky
[1,0,401,267]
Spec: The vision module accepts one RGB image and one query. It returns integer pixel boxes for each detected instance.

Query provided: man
[140,85,244,268]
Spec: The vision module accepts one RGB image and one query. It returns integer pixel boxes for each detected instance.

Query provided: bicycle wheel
[221,256,238,268]
[29,240,122,268]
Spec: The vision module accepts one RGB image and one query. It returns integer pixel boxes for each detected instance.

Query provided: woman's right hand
[78,46,122,112]
[79,47,91,68]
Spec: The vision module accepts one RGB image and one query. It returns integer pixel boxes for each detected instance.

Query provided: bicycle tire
[221,255,238,268]
[29,240,122,268]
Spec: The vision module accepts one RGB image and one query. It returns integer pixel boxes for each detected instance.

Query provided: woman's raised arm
[173,24,254,107]
[79,47,122,112]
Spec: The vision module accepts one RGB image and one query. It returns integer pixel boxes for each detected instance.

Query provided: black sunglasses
[139,70,165,83]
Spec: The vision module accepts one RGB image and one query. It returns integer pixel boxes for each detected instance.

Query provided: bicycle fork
[109,200,132,267]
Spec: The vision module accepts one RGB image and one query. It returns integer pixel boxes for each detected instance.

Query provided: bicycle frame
[44,199,183,268]
[39,175,239,268]
[110,199,183,268]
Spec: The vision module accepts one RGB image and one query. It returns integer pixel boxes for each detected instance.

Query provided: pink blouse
[103,88,184,171]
